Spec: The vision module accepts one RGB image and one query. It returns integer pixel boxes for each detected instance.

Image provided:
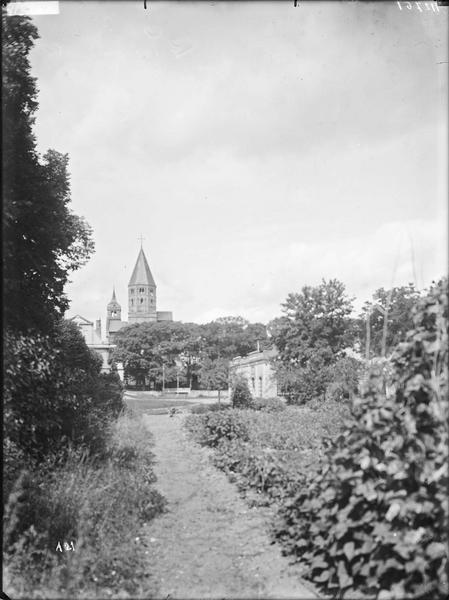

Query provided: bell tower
[106,287,122,338]
[128,246,157,323]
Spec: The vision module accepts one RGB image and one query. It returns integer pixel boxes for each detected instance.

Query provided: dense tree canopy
[269,279,356,403]
[111,321,201,388]
[198,357,229,392]
[270,279,355,365]
[112,317,268,389]
[2,11,121,470]
[2,11,94,334]
[200,316,268,361]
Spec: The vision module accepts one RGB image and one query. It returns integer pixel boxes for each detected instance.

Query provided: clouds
[182,216,446,323]
[33,1,446,164]
[28,1,447,327]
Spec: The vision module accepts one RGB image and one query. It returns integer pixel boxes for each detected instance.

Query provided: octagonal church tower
[128,246,157,323]
[106,287,122,333]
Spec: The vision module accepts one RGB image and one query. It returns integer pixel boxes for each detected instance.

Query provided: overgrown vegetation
[2,10,117,475]
[184,400,349,504]
[185,280,448,599]
[4,413,166,599]
[275,279,448,600]
[231,376,254,408]
[190,402,231,414]
[4,321,123,467]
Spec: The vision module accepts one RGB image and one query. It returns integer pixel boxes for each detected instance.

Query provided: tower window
[130,289,134,295]
[131,299,134,306]
[140,298,143,303]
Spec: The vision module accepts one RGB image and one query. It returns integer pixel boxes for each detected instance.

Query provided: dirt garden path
[142,412,320,599]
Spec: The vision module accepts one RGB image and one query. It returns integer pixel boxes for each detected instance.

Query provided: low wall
[124,387,229,399]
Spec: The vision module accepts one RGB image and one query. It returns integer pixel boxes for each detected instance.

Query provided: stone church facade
[106,246,173,343]
[71,245,173,370]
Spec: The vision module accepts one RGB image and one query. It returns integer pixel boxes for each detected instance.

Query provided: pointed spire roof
[107,286,120,308]
[128,247,156,287]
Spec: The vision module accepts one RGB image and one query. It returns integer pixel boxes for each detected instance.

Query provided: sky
[27,0,448,326]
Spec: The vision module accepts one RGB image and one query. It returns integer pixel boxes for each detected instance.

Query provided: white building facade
[229,348,278,398]
[69,314,116,375]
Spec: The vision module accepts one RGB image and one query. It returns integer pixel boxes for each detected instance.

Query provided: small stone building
[229,347,278,398]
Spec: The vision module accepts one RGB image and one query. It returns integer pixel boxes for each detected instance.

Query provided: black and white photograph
[2,0,448,598]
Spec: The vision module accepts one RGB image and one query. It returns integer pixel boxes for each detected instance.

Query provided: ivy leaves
[276,279,448,599]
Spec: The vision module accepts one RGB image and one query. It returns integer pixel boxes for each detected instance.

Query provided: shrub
[275,345,334,404]
[4,331,60,461]
[184,410,250,447]
[325,355,363,402]
[211,438,309,505]
[231,377,253,408]
[275,279,448,599]
[251,396,286,413]
[3,413,165,599]
[305,397,351,438]
[3,320,124,463]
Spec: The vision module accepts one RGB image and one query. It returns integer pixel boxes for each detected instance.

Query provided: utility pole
[365,307,371,364]
[162,363,165,392]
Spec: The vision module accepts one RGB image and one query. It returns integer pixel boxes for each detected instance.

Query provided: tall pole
[381,291,392,359]
[365,307,371,364]
[162,363,165,391]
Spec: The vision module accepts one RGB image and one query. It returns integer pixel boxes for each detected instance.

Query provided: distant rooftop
[108,320,128,333]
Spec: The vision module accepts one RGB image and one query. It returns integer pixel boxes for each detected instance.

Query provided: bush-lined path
[141,410,320,599]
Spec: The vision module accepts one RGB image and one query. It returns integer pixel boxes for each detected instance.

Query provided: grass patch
[125,397,193,411]
[190,402,231,414]
[3,412,166,599]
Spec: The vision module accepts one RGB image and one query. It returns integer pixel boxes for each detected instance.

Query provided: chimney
[95,319,101,338]
[256,340,260,352]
